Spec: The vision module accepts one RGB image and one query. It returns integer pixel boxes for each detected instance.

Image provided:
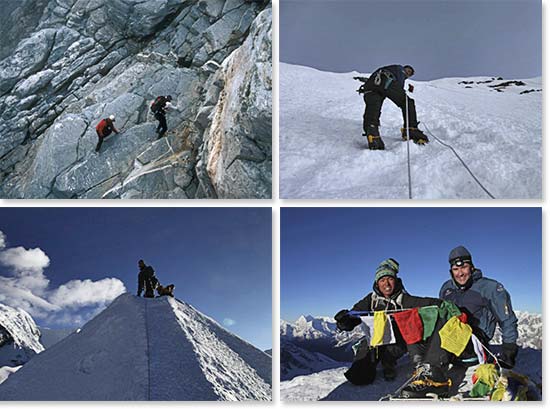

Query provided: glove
[408,84,414,93]
[499,342,518,369]
[334,309,361,331]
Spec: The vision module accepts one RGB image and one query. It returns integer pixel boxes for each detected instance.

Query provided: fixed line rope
[421,123,496,199]
[405,93,412,199]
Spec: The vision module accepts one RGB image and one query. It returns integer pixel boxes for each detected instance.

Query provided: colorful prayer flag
[418,305,439,340]
[439,315,473,356]
[392,308,423,344]
[359,314,396,346]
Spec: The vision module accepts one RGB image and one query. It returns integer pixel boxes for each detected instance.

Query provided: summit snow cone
[0,294,272,400]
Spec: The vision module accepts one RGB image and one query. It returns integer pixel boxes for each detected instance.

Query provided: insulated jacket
[96,118,116,138]
[138,265,158,297]
[439,268,518,344]
[352,278,441,312]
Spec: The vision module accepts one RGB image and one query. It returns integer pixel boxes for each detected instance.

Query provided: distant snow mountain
[280,339,342,381]
[0,294,271,400]
[0,303,44,367]
[280,63,542,199]
[281,311,542,400]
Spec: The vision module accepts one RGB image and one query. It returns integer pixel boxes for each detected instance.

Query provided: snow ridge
[0,294,271,400]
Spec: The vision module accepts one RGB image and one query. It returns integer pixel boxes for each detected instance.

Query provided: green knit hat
[374,258,399,282]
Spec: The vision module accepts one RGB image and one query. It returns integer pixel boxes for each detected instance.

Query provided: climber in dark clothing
[95,115,120,153]
[334,258,442,385]
[150,95,174,139]
[360,64,428,150]
[137,259,159,298]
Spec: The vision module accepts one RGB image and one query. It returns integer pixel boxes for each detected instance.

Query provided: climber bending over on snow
[357,64,429,150]
[95,115,120,153]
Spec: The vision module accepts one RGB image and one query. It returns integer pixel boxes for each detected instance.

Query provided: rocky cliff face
[0,0,272,199]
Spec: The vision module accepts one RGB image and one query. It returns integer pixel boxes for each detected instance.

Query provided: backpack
[150,96,166,114]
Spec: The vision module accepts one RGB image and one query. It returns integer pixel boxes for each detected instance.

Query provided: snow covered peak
[0,293,271,400]
[282,315,338,340]
[0,303,43,366]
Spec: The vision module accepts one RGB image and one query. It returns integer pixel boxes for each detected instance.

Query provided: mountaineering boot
[366,124,385,150]
[400,363,451,398]
[401,127,429,145]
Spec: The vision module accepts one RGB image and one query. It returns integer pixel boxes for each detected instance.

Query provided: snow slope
[281,312,542,400]
[281,348,542,401]
[280,339,342,381]
[280,63,542,199]
[0,293,271,400]
[38,327,75,349]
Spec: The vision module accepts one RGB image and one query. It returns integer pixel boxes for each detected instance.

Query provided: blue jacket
[376,65,408,88]
[439,269,518,344]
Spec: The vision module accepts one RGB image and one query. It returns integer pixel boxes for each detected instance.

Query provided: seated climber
[95,114,120,153]
[156,284,175,297]
[334,258,442,386]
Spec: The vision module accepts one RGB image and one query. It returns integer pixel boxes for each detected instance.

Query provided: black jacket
[138,265,158,297]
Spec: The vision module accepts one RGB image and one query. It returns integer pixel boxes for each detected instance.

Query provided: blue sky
[280,0,542,80]
[0,208,272,350]
[281,207,541,321]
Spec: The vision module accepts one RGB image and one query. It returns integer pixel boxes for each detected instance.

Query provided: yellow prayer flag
[439,315,472,356]
[370,311,387,346]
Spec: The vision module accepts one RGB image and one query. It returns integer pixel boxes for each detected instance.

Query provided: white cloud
[49,278,126,308]
[223,318,236,327]
[0,277,60,318]
[0,231,127,326]
[0,246,50,273]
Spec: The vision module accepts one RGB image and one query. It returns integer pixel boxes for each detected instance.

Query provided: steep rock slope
[0,0,272,199]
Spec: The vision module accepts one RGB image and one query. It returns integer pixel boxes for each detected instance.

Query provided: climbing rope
[405,93,412,199]
[421,123,496,199]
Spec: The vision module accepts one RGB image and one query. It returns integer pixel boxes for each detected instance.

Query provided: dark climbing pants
[95,130,112,152]
[155,112,168,138]
[345,342,407,385]
[362,80,418,133]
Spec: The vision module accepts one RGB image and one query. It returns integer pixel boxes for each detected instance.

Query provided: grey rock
[0,29,56,94]
[13,70,57,97]
[198,8,272,198]
[0,0,272,199]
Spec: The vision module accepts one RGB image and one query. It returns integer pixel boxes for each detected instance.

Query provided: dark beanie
[448,245,472,265]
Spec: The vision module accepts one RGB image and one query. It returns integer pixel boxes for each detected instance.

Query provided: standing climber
[95,115,120,153]
[137,259,159,298]
[359,64,429,150]
[150,95,175,139]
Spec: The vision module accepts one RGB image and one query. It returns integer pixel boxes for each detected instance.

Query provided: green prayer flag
[418,305,439,340]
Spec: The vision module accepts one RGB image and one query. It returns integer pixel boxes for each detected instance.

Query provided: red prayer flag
[392,308,423,344]
[458,312,468,323]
